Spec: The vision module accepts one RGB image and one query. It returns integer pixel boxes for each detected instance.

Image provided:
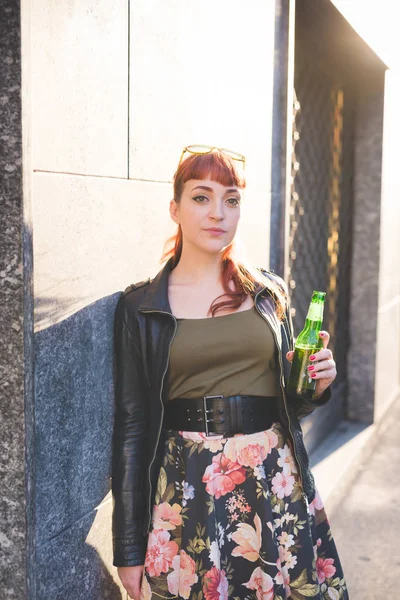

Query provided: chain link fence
[289,45,354,411]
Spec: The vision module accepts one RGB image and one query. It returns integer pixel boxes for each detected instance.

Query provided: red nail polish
[308,365,314,371]
[309,355,316,361]
[311,373,317,378]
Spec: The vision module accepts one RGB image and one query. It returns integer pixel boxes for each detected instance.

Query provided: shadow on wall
[33,292,124,599]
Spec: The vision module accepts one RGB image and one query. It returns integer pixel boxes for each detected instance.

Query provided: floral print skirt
[141,422,348,600]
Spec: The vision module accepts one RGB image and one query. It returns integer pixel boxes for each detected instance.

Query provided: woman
[111,146,348,600]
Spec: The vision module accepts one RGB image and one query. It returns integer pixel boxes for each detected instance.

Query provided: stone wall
[373,68,400,422]
[348,73,386,423]
[19,1,276,598]
[0,1,26,598]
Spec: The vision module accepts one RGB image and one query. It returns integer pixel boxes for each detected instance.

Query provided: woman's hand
[286,330,337,399]
[117,565,144,600]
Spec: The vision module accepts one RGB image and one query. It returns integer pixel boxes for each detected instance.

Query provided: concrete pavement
[310,395,400,599]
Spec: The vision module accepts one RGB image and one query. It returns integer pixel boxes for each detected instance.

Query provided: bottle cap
[312,291,326,301]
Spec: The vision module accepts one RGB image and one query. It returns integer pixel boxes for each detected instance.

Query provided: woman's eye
[227,197,240,207]
[193,195,208,203]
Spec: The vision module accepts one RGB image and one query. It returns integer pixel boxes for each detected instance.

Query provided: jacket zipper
[139,309,178,533]
[254,290,305,492]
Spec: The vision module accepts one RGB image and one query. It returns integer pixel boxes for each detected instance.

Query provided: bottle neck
[304,317,322,332]
[306,302,324,322]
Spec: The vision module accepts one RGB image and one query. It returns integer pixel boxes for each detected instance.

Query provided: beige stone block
[375,300,400,420]
[378,71,400,305]
[32,172,175,330]
[378,198,400,304]
[31,1,128,177]
[129,0,275,183]
[238,178,271,268]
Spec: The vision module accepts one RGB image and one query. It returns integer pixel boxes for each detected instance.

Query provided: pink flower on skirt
[316,557,336,584]
[145,529,179,577]
[244,566,275,600]
[180,431,224,452]
[277,443,298,474]
[271,471,295,499]
[308,488,324,516]
[202,452,246,499]
[167,550,198,599]
[152,502,182,530]
[203,566,229,600]
[224,430,278,468]
[238,443,268,469]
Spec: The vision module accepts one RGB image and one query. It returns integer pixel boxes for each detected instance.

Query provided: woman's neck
[171,250,224,286]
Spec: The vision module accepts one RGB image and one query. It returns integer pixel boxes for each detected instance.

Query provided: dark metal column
[270,0,295,279]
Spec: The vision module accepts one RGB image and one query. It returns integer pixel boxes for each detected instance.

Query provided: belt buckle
[203,395,224,437]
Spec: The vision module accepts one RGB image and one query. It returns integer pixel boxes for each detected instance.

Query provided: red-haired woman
[112,147,348,600]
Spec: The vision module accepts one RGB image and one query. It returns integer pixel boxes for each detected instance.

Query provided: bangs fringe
[173,151,246,197]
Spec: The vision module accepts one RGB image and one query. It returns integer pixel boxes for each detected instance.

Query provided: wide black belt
[163,394,280,437]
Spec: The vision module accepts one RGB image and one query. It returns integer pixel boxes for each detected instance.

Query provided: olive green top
[166,305,280,401]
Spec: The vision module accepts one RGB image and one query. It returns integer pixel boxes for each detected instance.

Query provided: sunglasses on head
[177,144,246,169]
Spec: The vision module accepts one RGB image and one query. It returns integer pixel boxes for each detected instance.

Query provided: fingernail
[311,373,317,378]
[320,332,325,337]
[309,355,316,361]
[307,365,314,371]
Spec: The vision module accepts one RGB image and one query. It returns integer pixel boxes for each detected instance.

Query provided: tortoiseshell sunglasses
[177,144,246,169]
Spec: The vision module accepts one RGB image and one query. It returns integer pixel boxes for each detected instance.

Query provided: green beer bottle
[287,291,326,400]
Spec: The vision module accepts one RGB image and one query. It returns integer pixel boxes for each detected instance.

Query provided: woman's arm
[111,293,149,567]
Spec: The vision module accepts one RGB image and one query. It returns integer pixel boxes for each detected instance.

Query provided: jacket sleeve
[111,293,149,567]
[282,283,332,420]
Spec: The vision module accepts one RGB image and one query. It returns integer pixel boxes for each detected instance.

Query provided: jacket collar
[138,256,175,313]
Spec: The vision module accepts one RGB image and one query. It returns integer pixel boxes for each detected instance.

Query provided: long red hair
[160,149,287,320]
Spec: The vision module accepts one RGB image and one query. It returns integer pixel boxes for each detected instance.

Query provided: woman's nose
[209,201,224,219]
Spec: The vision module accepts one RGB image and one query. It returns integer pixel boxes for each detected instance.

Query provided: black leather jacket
[111,256,332,567]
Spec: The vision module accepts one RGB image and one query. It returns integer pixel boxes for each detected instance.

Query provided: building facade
[1,0,399,597]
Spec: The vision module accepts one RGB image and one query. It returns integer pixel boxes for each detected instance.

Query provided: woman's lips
[204,228,226,234]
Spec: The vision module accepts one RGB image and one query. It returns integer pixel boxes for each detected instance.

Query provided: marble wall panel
[35,500,124,600]
[31,1,128,178]
[32,173,176,331]
[0,1,25,597]
[348,81,385,423]
[128,0,275,188]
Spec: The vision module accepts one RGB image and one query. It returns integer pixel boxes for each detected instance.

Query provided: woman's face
[170,177,243,255]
